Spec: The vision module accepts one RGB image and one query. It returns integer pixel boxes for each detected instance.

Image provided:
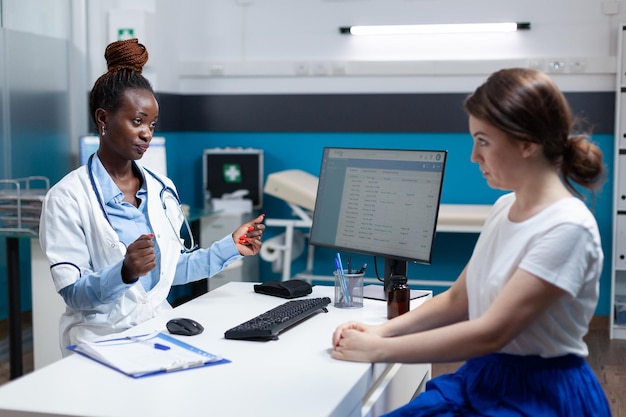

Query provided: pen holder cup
[333,270,364,309]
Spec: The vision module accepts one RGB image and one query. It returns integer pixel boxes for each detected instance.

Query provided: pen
[357,263,368,274]
[348,253,352,274]
[336,253,351,304]
[334,258,349,303]
[126,335,171,351]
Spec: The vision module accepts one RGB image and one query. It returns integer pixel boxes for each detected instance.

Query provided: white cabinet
[199,212,259,290]
[611,23,626,339]
[363,363,431,417]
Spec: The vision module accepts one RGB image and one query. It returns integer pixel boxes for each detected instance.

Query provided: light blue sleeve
[58,260,137,309]
[173,234,242,285]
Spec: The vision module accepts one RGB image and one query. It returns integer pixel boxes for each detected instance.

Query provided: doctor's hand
[233,214,265,256]
[121,234,156,284]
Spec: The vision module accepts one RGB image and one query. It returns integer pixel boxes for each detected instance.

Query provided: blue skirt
[382,353,611,417]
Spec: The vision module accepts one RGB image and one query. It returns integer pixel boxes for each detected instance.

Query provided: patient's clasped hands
[331,321,386,363]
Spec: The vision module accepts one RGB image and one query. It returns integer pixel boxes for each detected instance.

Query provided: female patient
[331,68,611,416]
[40,38,265,353]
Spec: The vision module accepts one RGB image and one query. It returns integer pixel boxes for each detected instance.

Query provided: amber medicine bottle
[387,275,410,319]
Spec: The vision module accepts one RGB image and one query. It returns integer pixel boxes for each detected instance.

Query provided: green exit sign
[117,28,135,40]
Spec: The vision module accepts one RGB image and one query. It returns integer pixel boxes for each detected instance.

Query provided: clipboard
[67,332,230,378]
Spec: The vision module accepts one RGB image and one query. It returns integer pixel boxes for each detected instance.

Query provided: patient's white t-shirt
[466,193,603,358]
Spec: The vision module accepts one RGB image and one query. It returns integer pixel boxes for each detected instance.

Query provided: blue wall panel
[161,131,614,316]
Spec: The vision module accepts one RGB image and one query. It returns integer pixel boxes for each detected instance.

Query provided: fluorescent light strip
[340,22,530,36]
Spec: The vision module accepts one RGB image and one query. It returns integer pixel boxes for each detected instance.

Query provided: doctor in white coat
[39,38,265,354]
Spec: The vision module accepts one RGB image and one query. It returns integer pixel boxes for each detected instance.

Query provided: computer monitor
[79,135,99,166]
[309,147,447,285]
[79,135,168,176]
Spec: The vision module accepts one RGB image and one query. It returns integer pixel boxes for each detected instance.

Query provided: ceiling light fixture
[339,22,531,36]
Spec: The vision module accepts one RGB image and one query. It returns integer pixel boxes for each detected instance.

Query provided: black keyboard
[224,297,331,341]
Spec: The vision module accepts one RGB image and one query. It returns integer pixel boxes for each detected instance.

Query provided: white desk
[0,282,431,417]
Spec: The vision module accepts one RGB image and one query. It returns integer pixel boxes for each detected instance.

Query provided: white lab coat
[39,162,186,353]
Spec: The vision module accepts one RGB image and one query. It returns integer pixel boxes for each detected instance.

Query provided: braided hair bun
[89,38,154,129]
[105,38,149,74]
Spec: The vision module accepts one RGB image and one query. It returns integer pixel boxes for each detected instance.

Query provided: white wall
[86,0,625,94]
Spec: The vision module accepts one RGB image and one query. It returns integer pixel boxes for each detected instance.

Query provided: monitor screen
[309,147,447,278]
[79,135,99,165]
[79,135,168,176]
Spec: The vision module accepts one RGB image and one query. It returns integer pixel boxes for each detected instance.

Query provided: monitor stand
[383,257,408,297]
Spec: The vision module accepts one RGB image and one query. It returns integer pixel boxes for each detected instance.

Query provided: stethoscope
[87,154,198,253]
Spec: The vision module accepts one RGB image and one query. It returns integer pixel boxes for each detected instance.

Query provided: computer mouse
[166,317,204,336]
